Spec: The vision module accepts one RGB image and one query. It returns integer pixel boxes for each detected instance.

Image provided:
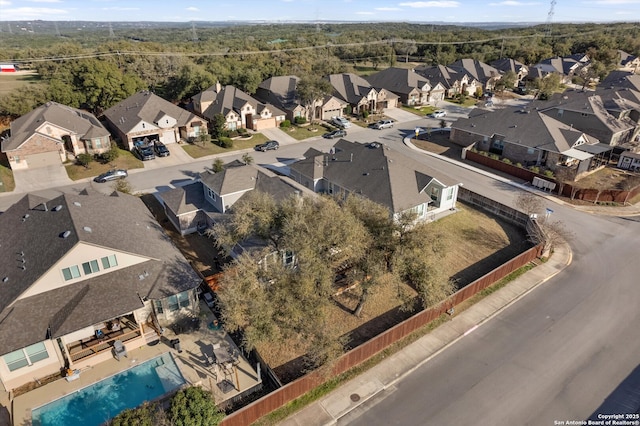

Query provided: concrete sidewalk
[281,242,572,426]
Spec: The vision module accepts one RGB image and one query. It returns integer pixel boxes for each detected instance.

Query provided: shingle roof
[327,73,376,105]
[102,91,199,134]
[601,71,640,92]
[195,84,285,121]
[414,65,467,90]
[365,67,431,96]
[490,58,528,75]
[2,101,110,152]
[255,75,301,111]
[448,59,501,84]
[290,140,457,213]
[0,188,201,355]
[452,106,598,152]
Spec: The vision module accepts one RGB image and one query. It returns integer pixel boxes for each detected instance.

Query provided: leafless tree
[514,191,544,216]
[526,218,573,256]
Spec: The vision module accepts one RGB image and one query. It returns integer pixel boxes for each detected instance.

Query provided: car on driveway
[153,142,170,157]
[93,169,128,183]
[372,119,394,129]
[428,110,447,118]
[254,140,279,151]
[323,129,347,139]
[135,145,155,161]
[331,116,352,129]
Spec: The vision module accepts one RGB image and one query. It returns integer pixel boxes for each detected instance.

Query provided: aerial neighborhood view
[1,0,640,425]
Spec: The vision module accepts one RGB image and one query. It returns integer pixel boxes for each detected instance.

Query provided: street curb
[324,242,573,426]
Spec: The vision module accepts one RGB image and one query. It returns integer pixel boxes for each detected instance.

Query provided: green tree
[113,178,133,194]
[0,85,49,117]
[210,114,227,139]
[212,158,224,173]
[169,387,224,426]
[76,153,93,168]
[297,75,333,122]
[533,73,563,99]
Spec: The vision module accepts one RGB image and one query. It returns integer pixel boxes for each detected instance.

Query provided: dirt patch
[575,167,640,190]
[412,132,463,159]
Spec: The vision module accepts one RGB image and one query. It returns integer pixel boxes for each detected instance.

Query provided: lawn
[0,71,43,96]
[283,124,331,141]
[0,163,15,192]
[181,134,269,159]
[257,203,530,383]
[65,149,143,181]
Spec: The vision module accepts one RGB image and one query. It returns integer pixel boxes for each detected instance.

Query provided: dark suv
[254,140,279,152]
[154,142,170,157]
[135,145,155,161]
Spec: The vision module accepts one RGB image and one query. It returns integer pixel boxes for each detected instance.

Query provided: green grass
[0,163,15,192]
[282,124,330,141]
[253,260,538,425]
[181,134,269,159]
[65,149,142,181]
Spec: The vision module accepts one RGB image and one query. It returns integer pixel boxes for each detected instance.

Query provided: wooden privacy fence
[220,243,542,426]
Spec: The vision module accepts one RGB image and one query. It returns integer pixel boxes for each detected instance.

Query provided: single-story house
[451,106,610,175]
[289,139,460,221]
[102,91,206,150]
[158,161,315,235]
[0,188,202,392]
[193,83,286,132]
[1,101,111,170]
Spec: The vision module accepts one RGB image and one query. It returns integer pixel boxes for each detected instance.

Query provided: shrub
[76,153,93,168]
[170,387,224,426]
[217,137,233,148]
[237,128,248,135]
[294,116,307,125]
[502,158,512,165]
[544,170,555,178]
[529,166,540,174]
[280,120,291,128]
[361,110,369,119]
[489,153,499,160]
[515,162,523,168]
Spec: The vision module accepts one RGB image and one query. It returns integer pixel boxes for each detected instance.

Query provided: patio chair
[113,340,128,361]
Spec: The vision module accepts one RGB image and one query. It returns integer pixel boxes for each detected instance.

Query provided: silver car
[93,169,128,183]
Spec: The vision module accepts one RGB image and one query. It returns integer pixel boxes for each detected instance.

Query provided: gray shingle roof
[601,71,640,92]
[448,59,501,84]
[2,101,110,152]
[365,67,430,96]
[102,91,199,134]
[327,73,376,105]
[255,75,302,111]
[0,188,201,355]
[452,106,596,152]
[291,140,457,213]
[490,58,528,75]
[414,65,466,90]
[194,84,285,121]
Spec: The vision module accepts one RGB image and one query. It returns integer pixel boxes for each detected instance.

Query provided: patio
[7,300,262,426]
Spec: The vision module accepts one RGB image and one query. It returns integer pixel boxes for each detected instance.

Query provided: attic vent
[73,202,81,207]
[61,230,71,238]
[83,226,92,233]
[2,277,7,283]
[22,214,30,222]
[52,205,63,211]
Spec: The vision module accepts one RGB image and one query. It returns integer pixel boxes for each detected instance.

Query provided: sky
[0,0,639,24]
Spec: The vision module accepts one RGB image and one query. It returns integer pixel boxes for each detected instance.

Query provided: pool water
[31,353,185,426]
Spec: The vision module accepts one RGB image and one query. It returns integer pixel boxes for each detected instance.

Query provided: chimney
[216,81,222,93]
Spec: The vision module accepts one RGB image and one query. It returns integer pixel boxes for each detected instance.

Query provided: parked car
[254,140,279,151]
[372,119,394,129]
[323,129,348,139]
[428,110,447,118]
[93,169,128,183]
[135,145,155,161]
[153,142,170,157]
[514,86,529,95]
[331,116,352,129]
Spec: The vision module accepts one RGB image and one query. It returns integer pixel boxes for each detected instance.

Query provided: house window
[446,187,454,201]
[87,140,93,149]
[527,147,535,154]
[95,140,102,149]
[178,291,190,308]
[62,265,81,281]
[142,123,145,128]
[155,300,164,314]
[431,187,439,198]
[167,295,179,312]
[82,260,100,275]
[3,342,49,372]
[101,255,118,269]
[206,187,216,201]
[14,156,20,163]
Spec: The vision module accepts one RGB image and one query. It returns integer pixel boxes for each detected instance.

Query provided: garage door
[161,130,177,144]
[25,151,62,168]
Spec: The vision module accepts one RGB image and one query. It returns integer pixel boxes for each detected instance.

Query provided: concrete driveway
[139,143,193,170]
[260,127,300,147]
[13,164,73,193]
[382,108,422,123]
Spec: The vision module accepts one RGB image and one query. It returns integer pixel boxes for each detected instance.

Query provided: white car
[331,116,351,129]
[373,119,394,129]
[429,110,447,118]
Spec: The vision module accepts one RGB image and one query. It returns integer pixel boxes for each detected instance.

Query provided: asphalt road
[2,112,639,425]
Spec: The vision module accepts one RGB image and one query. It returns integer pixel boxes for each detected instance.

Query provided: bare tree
[526,218,573,256]
[514,191,544,216]
[621,175,640,205]
[554,166,576,197]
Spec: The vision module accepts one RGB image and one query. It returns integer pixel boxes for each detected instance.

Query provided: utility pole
[191,21,198,42]
[109,22,115,39]
[545,0,557,37]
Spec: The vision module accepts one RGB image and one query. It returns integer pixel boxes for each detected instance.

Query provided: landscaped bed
[65,149,142,181]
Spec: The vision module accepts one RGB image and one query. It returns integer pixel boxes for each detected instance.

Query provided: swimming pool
[31,352,185,426]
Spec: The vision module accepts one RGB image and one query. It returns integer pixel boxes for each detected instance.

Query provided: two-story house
[490,58,529,85]
[1,102,111,170]
[254,75,308,123]
[532,55,590,84]
[415,64,480,99]
[0,188,202,392]
[618,50,640,73]
[326,73,398,115]
[102,91,206,150]
[289,139,460,221]
[365,67,446,106]
[448,59,503,92]
[192,83,286,132]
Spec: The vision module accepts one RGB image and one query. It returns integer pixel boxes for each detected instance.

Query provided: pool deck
[4,302,261,426]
